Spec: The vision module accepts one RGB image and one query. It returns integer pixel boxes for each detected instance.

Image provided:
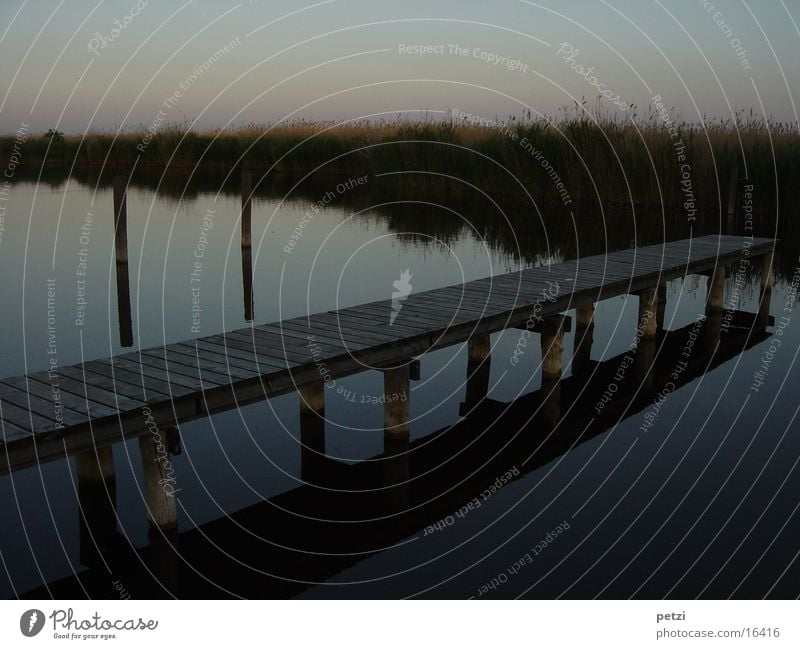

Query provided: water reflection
[0,170,795,599]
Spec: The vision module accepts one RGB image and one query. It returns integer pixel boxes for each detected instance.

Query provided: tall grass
[4,113,797,209]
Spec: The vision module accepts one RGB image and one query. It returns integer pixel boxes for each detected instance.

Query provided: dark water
[1,173,798,599]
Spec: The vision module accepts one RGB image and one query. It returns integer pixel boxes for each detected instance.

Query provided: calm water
[1,174,798,598]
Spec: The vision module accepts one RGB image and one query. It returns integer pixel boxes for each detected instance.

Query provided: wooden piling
[636,287,659,339]
[112,176,133,347]
[758,252,774,330]
[576,303,595,329]
[76,447,118,567]
[299,381,325,415]
[112,176,128,264]
[76,446,115,482]
[138,434,178,530]
[540,317,565,380]
[241,170,254,321]
[726,165,739,235]
[384,365,410,438]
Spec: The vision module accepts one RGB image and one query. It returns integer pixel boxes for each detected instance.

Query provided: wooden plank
[102,355,216,392]
[0,398,61,435]
[82,360,179,399]
[27,371,143,412]
[0,375,118,420]
[58,365,152,405]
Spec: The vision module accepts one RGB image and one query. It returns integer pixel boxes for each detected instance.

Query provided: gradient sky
[0,0,797,133]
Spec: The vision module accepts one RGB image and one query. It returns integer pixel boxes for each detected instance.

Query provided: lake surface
[1,172,798,598]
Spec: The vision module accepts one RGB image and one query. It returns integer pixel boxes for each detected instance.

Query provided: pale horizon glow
[0,0,797,134]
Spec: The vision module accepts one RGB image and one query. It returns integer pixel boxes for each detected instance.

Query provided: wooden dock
[0,233,776,484]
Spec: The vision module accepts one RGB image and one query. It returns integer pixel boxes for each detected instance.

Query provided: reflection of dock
[21,310,772,598]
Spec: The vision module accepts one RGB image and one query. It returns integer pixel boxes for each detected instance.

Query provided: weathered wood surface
[0,235,775,472]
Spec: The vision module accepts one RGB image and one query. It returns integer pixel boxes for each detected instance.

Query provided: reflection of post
[241,170,254,322]
[461,334,490,414]
[540,317,565,380]
[76,447,117,567]
[703,310,722,356]
[636,287,659,339]
[572,304,594,376]
[758,252,774,331]
[539,378,561,427]
[382,435,410,514]
[299,381,325,484]
[656,283,667,333]
[706,266,726,314]
[634,337,656,389]
[113,176,133,347]
[384,365,410,439]
[138,433,179,595]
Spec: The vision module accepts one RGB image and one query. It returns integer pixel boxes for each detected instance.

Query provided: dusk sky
[0,0,797,133]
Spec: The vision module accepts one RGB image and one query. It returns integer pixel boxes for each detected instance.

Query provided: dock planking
[0,234,776,472]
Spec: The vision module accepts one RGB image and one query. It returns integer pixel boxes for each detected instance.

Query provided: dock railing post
[241,169,254,322]
[112,175,133,347]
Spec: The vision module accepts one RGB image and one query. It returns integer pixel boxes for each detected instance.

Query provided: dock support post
[113,176,128,265]
[298,381,325,484]
[758,252,774,330]
[460,334,491,414]
[572,304,595,375]
[138,431,179,594]
[384,365,410,439]
[299,381,324,416]
[540,317,565,380]
[138,434,178,531]
[113,176,133,347]
[706,266,726,314]
[636,287,659,339]
[726,165,739,235]
[241,170,254,322]
[76,447,117,567]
